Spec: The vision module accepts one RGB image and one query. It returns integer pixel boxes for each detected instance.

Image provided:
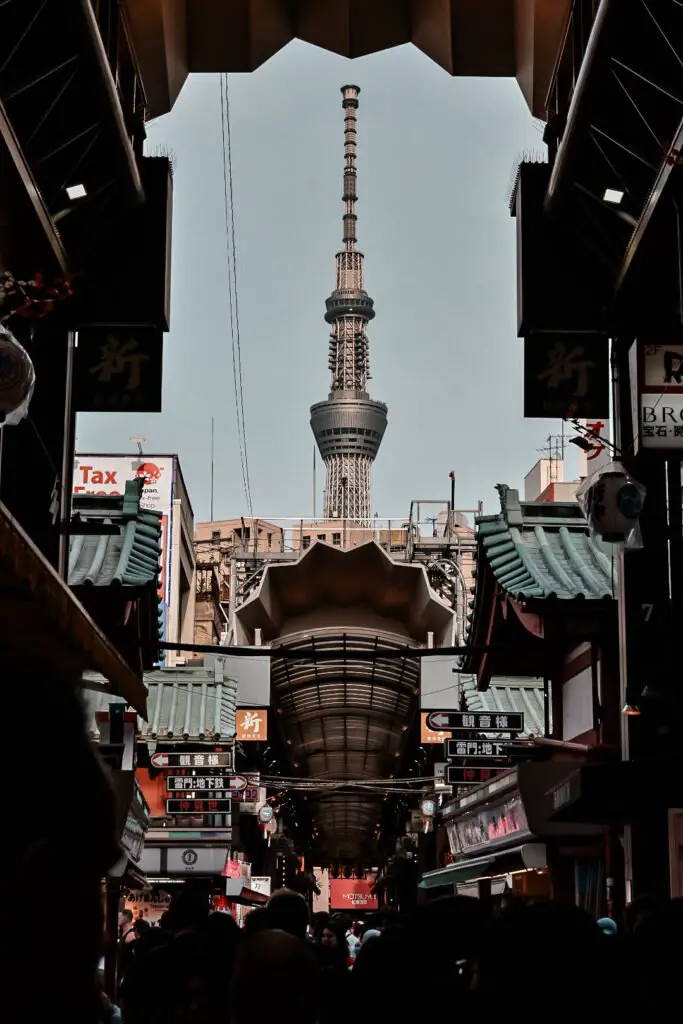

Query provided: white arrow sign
[150,752,169,768]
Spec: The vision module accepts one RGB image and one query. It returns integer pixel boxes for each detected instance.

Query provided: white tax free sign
[72,454,174,613]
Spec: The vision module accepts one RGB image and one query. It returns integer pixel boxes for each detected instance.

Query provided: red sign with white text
[329,879,378,911]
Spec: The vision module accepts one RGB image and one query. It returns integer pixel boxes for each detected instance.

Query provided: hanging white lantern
[0,323,35,426]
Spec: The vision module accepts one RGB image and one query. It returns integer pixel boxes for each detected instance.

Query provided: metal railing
[196,512,481,560]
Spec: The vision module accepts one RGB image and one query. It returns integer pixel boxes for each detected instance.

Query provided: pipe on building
[76,0,144,205]
[545,0,618,215]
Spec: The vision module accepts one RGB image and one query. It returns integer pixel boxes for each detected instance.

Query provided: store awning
[548,759,683,824]
[419,843,547,890]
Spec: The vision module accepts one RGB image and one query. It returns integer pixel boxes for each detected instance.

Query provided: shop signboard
[234,786,260,804]
[151,751,234,769]
[446,794,530,855]
[120,807,146,863]
[631,342,683,453]
[224,858,251,896]
[329,878,378,911]
[428,711,524,733]
[236,709,268,742]
[250,877,271,898]
[73,454,175,636]
[167,847,230,875]
[420,712,452,744]
[166,775,247,792]
[524,334,610,419]
[74,328,163,413]
[125,889,171,925]
[166,799,233,815]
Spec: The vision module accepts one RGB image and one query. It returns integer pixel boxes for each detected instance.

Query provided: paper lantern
[0,324,35,426]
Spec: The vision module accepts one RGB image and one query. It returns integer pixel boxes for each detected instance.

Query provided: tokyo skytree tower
[310,85,388,523]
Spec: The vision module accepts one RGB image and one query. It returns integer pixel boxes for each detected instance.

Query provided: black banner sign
[427,711,524,732]
[447,766,508,786]
[166,799,234,815]
[74,328,163,413]
[151,751,234,769]
[447,740,508,759]
[524,334,609,419]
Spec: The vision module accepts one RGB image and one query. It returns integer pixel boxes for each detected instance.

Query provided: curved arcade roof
[235,541,454,858]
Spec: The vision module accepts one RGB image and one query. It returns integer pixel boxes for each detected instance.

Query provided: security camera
[581,465,645,542]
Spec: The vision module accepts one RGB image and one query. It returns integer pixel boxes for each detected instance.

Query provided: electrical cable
[219,74,253,517]
[223,74,253,515]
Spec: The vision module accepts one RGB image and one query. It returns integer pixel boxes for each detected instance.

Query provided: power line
[219,74,253,516]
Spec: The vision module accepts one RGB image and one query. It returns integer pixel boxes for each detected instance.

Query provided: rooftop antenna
[537,433,565,483]
[129,435,146,459]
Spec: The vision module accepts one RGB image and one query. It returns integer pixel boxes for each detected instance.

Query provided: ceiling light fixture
[66,184,87,200]
[603,188,624,204]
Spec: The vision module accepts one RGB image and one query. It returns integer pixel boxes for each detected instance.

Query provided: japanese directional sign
[447,740,508,759]
[150,751,234,770]
[427,711,524,733]
[166,776,247,793]
[165,789,233,802]
[166,799,234,815]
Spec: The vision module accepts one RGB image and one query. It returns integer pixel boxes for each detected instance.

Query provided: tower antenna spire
[310,86,388,525]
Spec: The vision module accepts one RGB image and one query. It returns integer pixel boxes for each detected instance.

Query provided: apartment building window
[267,533,272,549]
[211,530,220,544]
[332,533,342,546]
[317,534,326,542]
[302,535,311,550]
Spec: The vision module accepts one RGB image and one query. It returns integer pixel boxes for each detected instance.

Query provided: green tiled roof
[475,485,616,602]
[461,674,545,737]
[82,665,238,742]
[69,479,162,588]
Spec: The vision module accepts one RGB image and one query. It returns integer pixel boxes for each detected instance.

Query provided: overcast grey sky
[77,41,578,523]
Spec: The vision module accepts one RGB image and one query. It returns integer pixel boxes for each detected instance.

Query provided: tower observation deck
[310,85,387,523]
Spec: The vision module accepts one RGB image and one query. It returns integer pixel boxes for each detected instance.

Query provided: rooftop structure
[310,86,387,524]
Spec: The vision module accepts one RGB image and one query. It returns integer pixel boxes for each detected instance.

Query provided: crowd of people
[103,886,683,1023]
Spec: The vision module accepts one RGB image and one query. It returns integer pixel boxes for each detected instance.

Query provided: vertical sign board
[236,709,269,742]
[73,454,175,654]
[524,335,610,419]
[631,342,683,453]
[73,328,163,413]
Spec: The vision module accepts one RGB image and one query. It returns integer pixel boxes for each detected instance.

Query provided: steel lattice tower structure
[310,85,387,523]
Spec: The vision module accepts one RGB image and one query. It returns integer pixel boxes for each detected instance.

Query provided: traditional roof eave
[83,664,238,742]
[464,486,617,682]
[69,479,162,589]
[0,501,147,714]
